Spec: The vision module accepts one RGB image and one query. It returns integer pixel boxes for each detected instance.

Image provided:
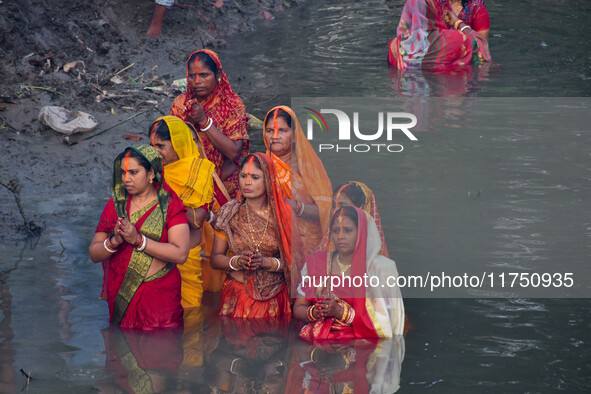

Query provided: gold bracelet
[454,19,463,30]
[191,207,201,229]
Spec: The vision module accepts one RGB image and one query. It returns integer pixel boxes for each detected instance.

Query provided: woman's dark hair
[335,182,366,208]
[188,51,219,76]
[265,108,292,129]
[461,0,468,8]
[240,154,262,172]
[330,206,358,230]
[122,147,152,172]
[148,119,171,141]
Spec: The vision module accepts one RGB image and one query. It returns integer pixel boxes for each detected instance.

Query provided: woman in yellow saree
[263,106,333,256]
[149,115,215,308]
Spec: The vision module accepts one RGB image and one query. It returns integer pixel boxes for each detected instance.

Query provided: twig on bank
[0,112,20,132]
[18,85,63,97]
[113,63,135,77]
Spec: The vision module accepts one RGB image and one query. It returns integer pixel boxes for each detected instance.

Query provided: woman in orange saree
[89,145,190,329]
[263,106,333,256]
[211,153,296,318]
[149,115,215,308]
[170,49,249,291]
[294,206,405,341]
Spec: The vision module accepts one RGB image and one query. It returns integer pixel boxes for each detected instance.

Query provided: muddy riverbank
[0,0,302,240]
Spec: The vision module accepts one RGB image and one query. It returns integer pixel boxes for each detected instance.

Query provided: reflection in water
[92,312,405,393]
[389,63,492,97]
[286,337,404,394]
[96,326,183,393]
[205,317,290,393]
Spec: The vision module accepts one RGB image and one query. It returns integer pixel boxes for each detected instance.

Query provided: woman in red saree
[170,49,249,292]
[263,105,333,256]
[388,0,491,71]
[211,153,297,318]
[89,145,190,329]
[294,206,405,341]
[170,49,249,199]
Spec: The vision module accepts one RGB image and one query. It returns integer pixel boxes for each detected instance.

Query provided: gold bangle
[454,19,463,30]
[310,347,319,362]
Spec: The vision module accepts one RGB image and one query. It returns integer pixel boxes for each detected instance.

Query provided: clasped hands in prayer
[312,298,345,320]
[233,251,276,271]
[111,217,140,247]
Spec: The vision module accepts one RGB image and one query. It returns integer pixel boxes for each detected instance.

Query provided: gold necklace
[335,254,351,274]
[246,201,270,252]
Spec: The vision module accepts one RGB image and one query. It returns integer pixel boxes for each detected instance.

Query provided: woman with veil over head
[294,206,405,341]
[262,106,333,256]
[211,153,302,319]
[89,145,190,329]
[170,49,250,293]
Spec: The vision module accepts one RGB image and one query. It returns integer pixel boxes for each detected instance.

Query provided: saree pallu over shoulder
[170,49,249,199]
[158,115,215,209]
[112,200,169,325]
[215,199,285,302]
[263,106,333,254]
[213,153,302,317]
[98,144,187,329]
[299,208,405,341]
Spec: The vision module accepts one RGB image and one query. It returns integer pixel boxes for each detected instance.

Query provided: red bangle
[133,233,143,248]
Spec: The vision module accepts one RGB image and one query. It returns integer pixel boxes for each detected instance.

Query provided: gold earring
[217,77,221,83]
[149,178,153,184]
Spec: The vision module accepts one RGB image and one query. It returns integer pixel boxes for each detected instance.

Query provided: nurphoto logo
[304,108,418,153]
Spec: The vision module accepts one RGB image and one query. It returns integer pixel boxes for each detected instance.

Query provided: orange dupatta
[263,106,333,253]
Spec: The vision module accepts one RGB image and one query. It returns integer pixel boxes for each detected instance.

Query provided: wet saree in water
[96,146,187,329]
[388,0,491,71]
[263,106,333,256]
[299,208,405,341]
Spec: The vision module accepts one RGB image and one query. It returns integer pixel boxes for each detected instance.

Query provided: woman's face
[334,192,355,210]
[187,59,218,99]
[239,160,266,200]
[120,156,153,195]
[331,215,358,257]
[264,116,292,157]
[151,133,179,166]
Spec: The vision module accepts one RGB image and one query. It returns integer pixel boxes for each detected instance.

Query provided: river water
[1,0,591,393]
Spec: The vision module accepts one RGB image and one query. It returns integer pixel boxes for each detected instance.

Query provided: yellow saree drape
[158,116,215,308]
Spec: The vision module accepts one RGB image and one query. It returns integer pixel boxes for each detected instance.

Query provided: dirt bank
[0,0,303,240]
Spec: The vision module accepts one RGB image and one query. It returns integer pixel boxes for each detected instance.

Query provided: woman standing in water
[89,145,189,329]
[170,49,250,292]
[388,0,491,71]
[211,153,297,318]
[149,115,215,308]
